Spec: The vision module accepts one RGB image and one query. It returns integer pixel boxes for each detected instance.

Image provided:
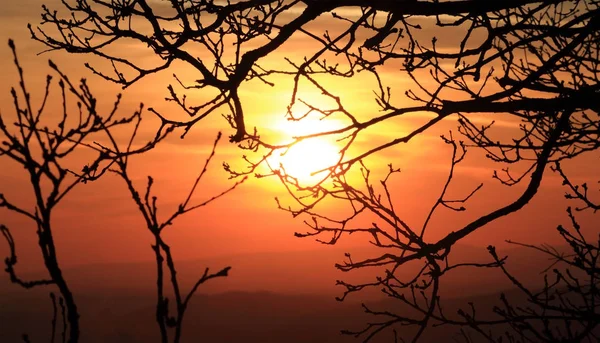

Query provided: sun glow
[270,138,341,185]
[267,117,343,186]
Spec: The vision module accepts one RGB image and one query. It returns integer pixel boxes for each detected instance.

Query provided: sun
[267,117,342,186]
[270,137,341,185]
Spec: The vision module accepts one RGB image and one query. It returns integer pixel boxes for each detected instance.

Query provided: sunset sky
[0,0,596,298]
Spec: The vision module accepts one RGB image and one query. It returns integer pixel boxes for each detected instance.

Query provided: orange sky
[0,0,597,296]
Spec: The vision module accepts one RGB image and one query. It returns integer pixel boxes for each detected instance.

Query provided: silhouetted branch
[1,225,55,289]
[95,122,246,342]
[0,39,172,343]
[553,162,600,212]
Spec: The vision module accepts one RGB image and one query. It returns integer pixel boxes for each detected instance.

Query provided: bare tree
[0,39,148,343]
[1,40,238,343]
[93,124,246,342]
[452,163,600,343]
[30,0,600,342]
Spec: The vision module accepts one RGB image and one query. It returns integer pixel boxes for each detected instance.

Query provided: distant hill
[0,243,572,342]
[1,287,529,343]
[0,243,564,297]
